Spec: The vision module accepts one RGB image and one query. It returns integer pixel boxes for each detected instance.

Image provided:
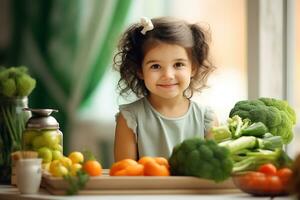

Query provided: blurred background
[0,0,299,168]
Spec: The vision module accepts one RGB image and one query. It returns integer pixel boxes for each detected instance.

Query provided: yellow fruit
[52,165,68,177]
[49,160,61,174]
[68,151,84,164]
[42,163,50,172]
[59,156,72,169]
[70,163,82,176]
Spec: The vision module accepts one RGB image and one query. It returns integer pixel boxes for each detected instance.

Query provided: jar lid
[24,108,59,130]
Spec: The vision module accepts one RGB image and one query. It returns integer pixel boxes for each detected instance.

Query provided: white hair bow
[140,17,154,35]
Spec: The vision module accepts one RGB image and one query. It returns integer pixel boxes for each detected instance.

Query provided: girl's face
[140,43,193,101]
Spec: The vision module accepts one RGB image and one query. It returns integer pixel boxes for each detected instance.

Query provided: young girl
[113,17,218,161]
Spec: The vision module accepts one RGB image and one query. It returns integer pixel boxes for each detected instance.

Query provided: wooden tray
[42,170,240,195]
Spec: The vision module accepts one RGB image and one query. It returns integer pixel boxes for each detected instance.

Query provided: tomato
[236,171,285,195]
[244,172,266,191]
[266,175,283,193]
[258,163,277,175]
[277,168,293,185]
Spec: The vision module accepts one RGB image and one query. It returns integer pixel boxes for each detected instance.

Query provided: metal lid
[24,108,59,130]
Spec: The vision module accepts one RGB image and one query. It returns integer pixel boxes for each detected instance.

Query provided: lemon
[42,163,50,172]
[59,156,72,168]
[49,160,61,175]
[68,151,84,164]
[70,163,82,176]
[52,165,68,177]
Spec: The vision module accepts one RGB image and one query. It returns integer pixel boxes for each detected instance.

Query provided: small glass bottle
[22,109,63,163]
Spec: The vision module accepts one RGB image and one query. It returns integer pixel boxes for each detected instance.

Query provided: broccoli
[212,115,267,142]
[169,137,233,182]
[0,66,36,97]
[229,98,296,144]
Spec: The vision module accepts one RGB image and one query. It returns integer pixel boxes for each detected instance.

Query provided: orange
[83,160,102,176]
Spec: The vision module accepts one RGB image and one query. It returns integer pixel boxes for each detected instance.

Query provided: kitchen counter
[0,185,294,200]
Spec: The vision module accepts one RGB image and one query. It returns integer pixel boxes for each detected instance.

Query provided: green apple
[41,130,60,148]
[32,135,47,150]
[37,147,52,163]
[52,144,63,152]
[52,150,63,160]
[22,130,37,146]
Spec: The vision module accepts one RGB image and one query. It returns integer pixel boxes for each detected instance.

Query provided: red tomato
[258,163,277,175]
[244,172,266,191]
[266,175,283,193]
[276,168,292,185]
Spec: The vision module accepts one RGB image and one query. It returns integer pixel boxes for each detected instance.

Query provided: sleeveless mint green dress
[118,97,214,158]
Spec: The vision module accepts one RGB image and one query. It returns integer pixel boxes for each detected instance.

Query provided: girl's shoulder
[190,100,212,112]
[190,100,215,118]
[119,98,147,112]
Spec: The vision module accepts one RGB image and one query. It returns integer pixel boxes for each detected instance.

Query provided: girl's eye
[150,64,160,69]
[174,62,185,68]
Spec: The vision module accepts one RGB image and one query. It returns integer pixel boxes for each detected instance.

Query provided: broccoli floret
[169,138,233,182]
[229,98,296,144]
[211,125,231,143]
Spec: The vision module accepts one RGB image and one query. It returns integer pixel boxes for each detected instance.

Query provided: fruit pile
[44,151,102,177]
[23,130,63,165]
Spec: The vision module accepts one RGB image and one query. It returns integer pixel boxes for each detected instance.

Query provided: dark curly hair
[113,16,215,99]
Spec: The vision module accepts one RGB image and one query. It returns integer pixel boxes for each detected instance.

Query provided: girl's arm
[204,112,219,140]
[114,113,138,162]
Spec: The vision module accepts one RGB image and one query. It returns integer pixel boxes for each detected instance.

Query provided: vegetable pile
[169,97,296,183]
[234,163,292,195]
[213,115,292,173]
[229,98,296,144]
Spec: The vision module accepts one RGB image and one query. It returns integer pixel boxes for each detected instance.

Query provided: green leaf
[63,170,89,195]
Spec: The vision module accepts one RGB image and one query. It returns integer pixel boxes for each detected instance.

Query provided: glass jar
[0,97,30,183]
[22,109,63,163]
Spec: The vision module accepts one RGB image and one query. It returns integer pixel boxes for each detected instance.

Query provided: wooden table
[0,185,293,200]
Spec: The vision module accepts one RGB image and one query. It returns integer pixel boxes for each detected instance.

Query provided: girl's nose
[162,67,175,79]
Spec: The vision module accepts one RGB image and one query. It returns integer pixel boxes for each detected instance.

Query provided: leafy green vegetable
[212,115,268,141]
[169,137,233,182]
[240,122,268,137]
[219,135,283,152]
[63,170,89,195]
[229,98,296,144]
[232,149,292,172]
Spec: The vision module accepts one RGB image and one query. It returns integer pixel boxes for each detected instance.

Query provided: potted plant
[0,66,36,183]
